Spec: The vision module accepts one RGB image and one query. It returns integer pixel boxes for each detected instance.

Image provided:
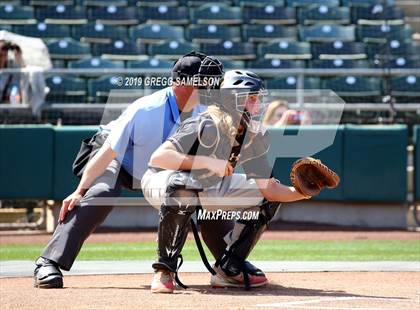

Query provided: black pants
[41,160,232,270]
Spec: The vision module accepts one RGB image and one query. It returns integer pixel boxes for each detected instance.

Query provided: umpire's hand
[59,191,84,222]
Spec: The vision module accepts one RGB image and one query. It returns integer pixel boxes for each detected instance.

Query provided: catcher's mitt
[290,157,340,197]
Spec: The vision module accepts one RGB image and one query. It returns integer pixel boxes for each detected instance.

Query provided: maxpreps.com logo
[197,209,259,221]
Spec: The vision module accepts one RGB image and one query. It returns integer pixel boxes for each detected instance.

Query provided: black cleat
[34,257,63,288]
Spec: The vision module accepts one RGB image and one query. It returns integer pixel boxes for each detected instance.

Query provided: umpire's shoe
[34,257,63,288]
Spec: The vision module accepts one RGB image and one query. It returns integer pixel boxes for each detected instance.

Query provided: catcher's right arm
[290,157,340,197]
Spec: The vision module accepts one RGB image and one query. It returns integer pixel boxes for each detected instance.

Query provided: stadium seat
[390,75,420,103]
[323,76,382,103]
[0,5,36,25]
[186,24,241,43]
[148,41,198,59]
[47,38,91,60]
[129,24,183,44]
[342,0,395,8]
[191,4,242,25]
[247,58,305,69]
[73,22,128,43]
[68,57,125,69]
[258,41,311,60]
[357,24,412,43]
[366,41,420,58]
[29,0,75,5]
[87,75,143,103]
[179,0,231,6]
[298,5,350,25]
[373,56,420,69]
[311,41,366,59]
[243,5,296,25]
[127,58,173,69]
[0,24,13,31]
[135,0,179,7]
[221,59,245,69]
[300,24,355,42]
[243,24,297,43]
[81,0,128,6]
[234,0,285,6]
[14,23,71,38]
[309,59,369,68]
[45,75,87,103]
[287,0,339,7]
[138,6,189,25]
[352,4,405,25]
[87,5,138,25]
[201,41,256,60]
[91,40,147,60]
[266,76,321,90]
[36,5,87,24]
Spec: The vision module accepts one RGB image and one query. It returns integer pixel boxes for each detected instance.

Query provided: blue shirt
[101,87,205,180]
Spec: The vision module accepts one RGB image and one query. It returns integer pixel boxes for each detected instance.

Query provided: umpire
[34,52,233,288]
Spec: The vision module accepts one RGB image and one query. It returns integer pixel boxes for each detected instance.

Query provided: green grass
[1,240,419,261]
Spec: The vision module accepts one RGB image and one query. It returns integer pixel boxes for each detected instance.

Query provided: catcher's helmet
[216,70,268,133]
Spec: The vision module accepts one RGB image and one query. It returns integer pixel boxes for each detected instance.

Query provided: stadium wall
[0,124,412,228]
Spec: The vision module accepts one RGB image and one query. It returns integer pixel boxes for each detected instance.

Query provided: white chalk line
[256,296,411,309]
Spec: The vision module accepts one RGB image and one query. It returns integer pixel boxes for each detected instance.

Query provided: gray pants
[41,160,233,270]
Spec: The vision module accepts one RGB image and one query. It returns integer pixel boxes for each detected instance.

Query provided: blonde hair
[204,105,238,144]
[263,100,289,125]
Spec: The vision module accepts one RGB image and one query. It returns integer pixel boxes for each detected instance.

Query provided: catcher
[141,70,339,293]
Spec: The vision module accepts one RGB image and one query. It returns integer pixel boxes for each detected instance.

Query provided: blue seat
[221,59,245,69]
[14,23,71,38]
[266,76,321,91]
[357,24,412,43]
[243,5,296,25]
[258,41,311,60]
[391,75,420,103]
[373,56,420,69]
[311,41,366,59]
[352,4,405,25]
[91,40,147,60]
[29,0,76,5]
[88,5,138,25]
[81,0,128,6]
[135,0,179,7]
[139,6,189,25]
[234,0,285,6]
[87,75,143,103]
[186,24,241,43]
[342,0,395,8]
[247,59,305,69]
[366,41,420,59]
[179,0,231,6]
[298,5,350,25]
[36,5,87,24]
[201,41,256,60]
[191,4,242,24]
[45,75,87,103]
[73,22,128,43]
[243,24,297,42]
[324,76,382,103]
[0,4,36,25]
[47,38,91,60]
[287,0,339,7]
[310,59,369,69]
[129,24,184,44]
[69,57,125,69]
[300,24,355,42]
[148,41,198,59]
[127,58,173,69]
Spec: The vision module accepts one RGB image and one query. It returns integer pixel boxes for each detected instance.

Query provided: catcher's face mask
[235,90,269,133]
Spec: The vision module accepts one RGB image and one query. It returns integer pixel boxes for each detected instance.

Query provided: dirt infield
[1,229,419,245]
[1,272,419,309]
